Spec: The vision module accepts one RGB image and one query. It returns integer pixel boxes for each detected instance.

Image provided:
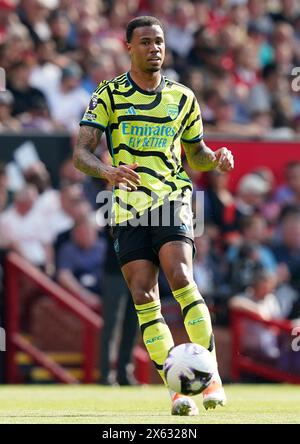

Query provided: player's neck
[129,68,162,92]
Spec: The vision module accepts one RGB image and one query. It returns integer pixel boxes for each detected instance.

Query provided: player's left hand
[214,147,234,172]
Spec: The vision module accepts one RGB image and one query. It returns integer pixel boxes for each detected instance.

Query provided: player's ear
[126,42,132,55]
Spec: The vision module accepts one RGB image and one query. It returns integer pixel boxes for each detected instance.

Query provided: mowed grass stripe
[0,384,299,424]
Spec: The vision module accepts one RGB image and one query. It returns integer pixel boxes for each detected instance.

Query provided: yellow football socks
[173,282,217,363]
[135,300,174,384]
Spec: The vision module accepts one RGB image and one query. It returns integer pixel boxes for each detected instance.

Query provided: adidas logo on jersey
[126,106,137,115]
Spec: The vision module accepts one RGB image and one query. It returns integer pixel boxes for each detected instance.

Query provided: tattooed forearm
[182,140,217,171]
[73,125,109,178]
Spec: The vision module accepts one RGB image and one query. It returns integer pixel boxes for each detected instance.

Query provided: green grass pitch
[0,384,299,424]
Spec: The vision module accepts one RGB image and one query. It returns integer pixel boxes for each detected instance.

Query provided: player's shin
[172,282,220,382]
[135,300,174,384]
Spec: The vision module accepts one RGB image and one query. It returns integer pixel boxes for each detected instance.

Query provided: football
[163,343,215,396]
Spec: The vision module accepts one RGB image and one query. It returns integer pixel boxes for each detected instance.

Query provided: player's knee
[131,288,158,306]
[168,265,193,291]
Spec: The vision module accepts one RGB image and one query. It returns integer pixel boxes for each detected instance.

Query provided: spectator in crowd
[247,22,274,68]
[248,0,274,37]
[24,160,53,193]
[166,2,197,59]
[247,63,293,129]
[235,172,271,219]
[104,4,132,44]
[0,0,18,44]
[193,233,224,306]
[232,40,264,124]
[22,179,86,249]
[186,25,216,70]
[45,183,85,242]
[207,96,267,138]
[23,160,62,245]
[270,0,299,25]
[48,9,76,55]
[7,60,49,117]
[19,95,63,132]
[251,167,281,225]
[59,157,86,187]
[274,161,300,208]
[46,62,90,133]
[53,198,93,263]
[271,205,300,292]
[0,184,53,271]
[81,55,116,95]
[17,0,53,43]
[29,39,63,96]
[227,213,277,272]
[229,269,285,360]
[204,170,236,234]
[56,216,106,307]
[0,22,34,69]
[0,90,21,132]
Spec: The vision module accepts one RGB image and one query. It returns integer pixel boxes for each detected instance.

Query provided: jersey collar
[127,72,165,95]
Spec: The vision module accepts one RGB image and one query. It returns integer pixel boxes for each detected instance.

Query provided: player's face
[127,25,165,73]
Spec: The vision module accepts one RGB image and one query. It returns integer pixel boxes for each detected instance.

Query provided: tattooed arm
[73,125,106,177]
[73,125,141,191]
[182,140,234,172]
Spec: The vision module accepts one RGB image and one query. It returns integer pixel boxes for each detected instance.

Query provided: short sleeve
[181,96,203,143]
[79,81,111,130]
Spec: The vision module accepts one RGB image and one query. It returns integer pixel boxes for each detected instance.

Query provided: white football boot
[202,379,227,410]
[171,393,199,416]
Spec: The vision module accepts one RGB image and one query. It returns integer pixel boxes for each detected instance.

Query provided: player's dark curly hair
[126,16,164,42]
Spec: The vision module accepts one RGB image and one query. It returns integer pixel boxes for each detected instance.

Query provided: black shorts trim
[118,247,159,267]
[154,234,194,255]
[117,235,194,267]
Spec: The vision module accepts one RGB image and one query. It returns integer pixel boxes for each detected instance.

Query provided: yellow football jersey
[80,72,203,224]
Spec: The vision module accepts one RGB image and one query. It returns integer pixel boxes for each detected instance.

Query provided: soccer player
[74,16,234,416]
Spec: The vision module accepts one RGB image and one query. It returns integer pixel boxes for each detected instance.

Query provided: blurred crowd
[0,154,300,328]
[0,0,299,138]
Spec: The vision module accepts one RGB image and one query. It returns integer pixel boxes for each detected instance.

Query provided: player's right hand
[105,163,141,191]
